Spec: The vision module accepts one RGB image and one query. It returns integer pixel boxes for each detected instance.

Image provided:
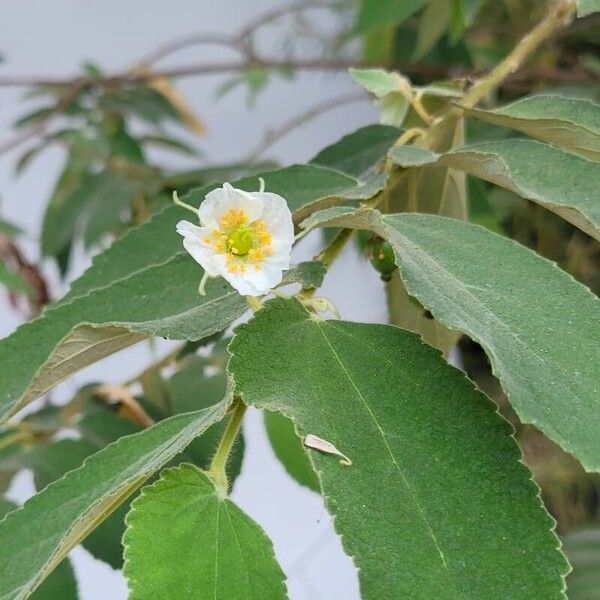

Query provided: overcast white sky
[0,2,393,599]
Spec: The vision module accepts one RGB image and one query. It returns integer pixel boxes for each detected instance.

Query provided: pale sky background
[0,2,390,598]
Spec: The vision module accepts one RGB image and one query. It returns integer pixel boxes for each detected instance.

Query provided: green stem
[407,170,419,213]
[316,228,354,269]
[209,398,247,494]
[245,295,263,312]
[301,185,396,299]
[0,430,27,452]
[313,186,391,270]
[461,0,575,108]
[299,228,354,300]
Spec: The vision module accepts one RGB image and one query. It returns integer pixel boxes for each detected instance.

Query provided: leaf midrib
[315,317,463,598]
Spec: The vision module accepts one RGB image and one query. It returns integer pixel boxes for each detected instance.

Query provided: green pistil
[226,226,255,256]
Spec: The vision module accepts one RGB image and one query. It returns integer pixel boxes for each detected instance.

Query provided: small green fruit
[366,237,396,281]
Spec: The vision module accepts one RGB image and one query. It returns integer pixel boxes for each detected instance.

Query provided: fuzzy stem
[461,0,576,108]
[316,229,354,269]
[299,228,354,301]
[245,295,263,312]
[395,128,426,147]
[209,398,247,495]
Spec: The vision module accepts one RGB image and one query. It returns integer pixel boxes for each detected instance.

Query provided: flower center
[226,226,255,256]
[203,208,274,274]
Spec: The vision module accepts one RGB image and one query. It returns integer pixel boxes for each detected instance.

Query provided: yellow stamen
[203,212,274,273]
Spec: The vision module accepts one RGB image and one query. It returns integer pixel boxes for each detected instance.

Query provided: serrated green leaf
[108,121,145,163]
[354,0,429,33]
[387,116,467,353]
[15,144,47,175]
[0,434,25,494]
[377,93,410,127]
[388,144,439,167]
[385,270,460,353]
[281,261,326,290]
[413,0,450,60]
[168,359,226,415]
[0,255,246,421]
[64,164,385,303]
[301,208,600,472]
[29,560,78,600]
[123,464,286,599]
[0,160,372,421]
[77,400,140,447]
[162,163,274,193]
[349,69,413,128]
[447,0,485,43]
[41,133,106,263]
[462,94,600,160]
[264,411,319,492]
[141,134,198,156]
[215,76,244,99]
[27,439,96,491]
[310,124,400,178]
[416,83,464,98]
[14,106,55,129]
[229,298,567,599]
[24,438,130,569]
[243,67,269,107]
[467,175,503,234]
[577,0,600,16]
[43,171,139,256]
[0,400,228,600]
[0,497,16,519]
[448,0,465,42]
[349,68,403,98]
[0,499,79,598]
[389,139,600,240]
[102,86,180,125]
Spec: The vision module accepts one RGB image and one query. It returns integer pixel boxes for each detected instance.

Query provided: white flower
[175,181,294,296]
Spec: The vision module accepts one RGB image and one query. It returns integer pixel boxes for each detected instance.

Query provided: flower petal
[199,183,263,228]
[209,253,284,296]
[178,184,294,297]
[253,192,294,244]
[176,220,220,276]
[263,249,291,271]
[209,254,261,296]
[176,220,203,239]
[241,263,286,296]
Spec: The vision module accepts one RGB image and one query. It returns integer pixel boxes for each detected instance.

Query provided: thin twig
[0,59,386,88]
[462,0,577,108]
[245,92,369,160]
[236,0,340,41]
[0,58,593,90]
[135,33,242,67]
[0,79,86,156]
[137,1,339,66]
[0,0,592,160]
